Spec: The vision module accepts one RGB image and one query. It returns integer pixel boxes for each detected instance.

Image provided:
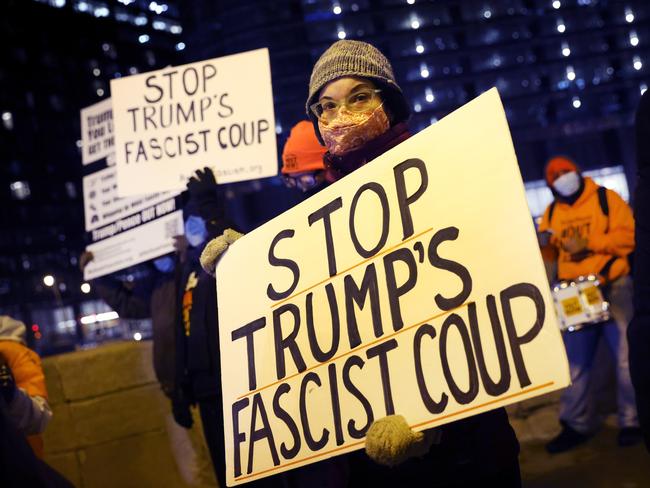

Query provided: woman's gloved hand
[200,228,244,276]
[365,415,440,467]
[187,167,218,201]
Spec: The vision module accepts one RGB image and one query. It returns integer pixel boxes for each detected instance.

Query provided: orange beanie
[281,121,327,175]
[545,156,579,184]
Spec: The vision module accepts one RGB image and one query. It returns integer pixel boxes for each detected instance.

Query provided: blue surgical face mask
[153,255,175,273]
[185,215,208,248]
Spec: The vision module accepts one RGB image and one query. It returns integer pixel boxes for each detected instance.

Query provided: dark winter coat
[629,89,650,450]
[94,271,177,395]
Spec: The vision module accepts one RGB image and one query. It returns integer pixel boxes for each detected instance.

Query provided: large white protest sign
[216,89,570,485]
[81,99,184,280]
[110,48,277,196]
[81,98,114,165]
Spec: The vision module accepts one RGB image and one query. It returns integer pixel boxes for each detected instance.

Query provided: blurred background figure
[79,244,219,487]
[173,167,241,488]
[538,156,640,453]
[0,403,74,487]
[0,315,73,487]
[281,120,328,194]
[78,244,183,398]
[0,315,52,456]
[629,88,650,451]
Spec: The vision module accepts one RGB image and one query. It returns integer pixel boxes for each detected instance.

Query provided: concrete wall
[42,341,192,488]
[40,339,615,487]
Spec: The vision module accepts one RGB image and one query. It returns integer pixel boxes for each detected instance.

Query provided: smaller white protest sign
[80,98,184,280]
[111,48,277,196]
[81,98,114,165]
[84,207,184,281]
[82,165,175,232]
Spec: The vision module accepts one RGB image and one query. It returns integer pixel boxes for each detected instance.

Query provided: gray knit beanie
[306,40,410,143]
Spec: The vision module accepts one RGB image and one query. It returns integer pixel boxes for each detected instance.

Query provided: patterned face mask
[318,104,390,156]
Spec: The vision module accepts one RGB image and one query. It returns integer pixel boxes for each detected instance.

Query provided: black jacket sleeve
[196,190,236,240]
[93,277,151,319]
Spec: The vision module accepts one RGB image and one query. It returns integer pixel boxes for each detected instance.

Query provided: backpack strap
[599,256,618,283]
[597,186,609,232]
[548,200,557,225]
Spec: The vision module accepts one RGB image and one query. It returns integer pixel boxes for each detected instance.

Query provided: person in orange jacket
[538,156,641,452]
[0,315,52,458]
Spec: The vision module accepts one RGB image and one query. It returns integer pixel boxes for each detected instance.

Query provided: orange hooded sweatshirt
[0,316,51,458]
[538,177,635,282]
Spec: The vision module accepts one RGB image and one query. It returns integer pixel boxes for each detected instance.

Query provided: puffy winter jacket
[0,316,52,458]
[538,177,635,282]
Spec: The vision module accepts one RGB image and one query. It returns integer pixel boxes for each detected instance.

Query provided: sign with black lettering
[81,98,114,165]
[110,48,277,196]
[216,89,570,485]
[81,99,184,280]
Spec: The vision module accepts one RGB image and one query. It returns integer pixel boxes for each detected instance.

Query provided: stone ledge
[70,383,168,447]
[78,430,190,488]
[48,341,157,402]
[44,402,77,454]
[42,358,65,406]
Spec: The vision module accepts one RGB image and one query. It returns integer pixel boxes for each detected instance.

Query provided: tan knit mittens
[365,415,440,467]
[199,229,244,277]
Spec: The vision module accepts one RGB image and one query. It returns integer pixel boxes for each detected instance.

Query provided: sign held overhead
[110,48,278,195]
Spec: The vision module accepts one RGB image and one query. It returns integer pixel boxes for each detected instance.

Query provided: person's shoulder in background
[636,90,650,172]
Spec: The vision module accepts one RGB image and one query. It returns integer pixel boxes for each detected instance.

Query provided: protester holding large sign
[303,39,521,487]
[213,40,570,487]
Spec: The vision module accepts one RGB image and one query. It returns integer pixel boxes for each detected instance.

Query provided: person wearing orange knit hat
[538,155,641,453]
[281,120,327,193]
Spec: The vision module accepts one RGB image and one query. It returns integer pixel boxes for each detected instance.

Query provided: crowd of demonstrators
[538,157,641,452]
[630,89,650,451]
[0,315,73,487]
[24,37,645,488]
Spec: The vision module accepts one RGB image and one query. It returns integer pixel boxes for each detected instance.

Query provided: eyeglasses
[310,89,382,121]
